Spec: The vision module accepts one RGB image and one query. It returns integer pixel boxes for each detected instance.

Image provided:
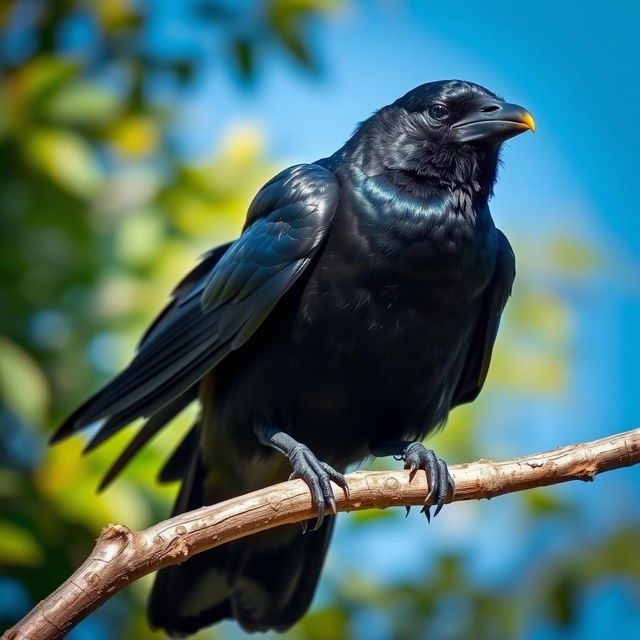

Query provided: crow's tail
[148,445,335,636]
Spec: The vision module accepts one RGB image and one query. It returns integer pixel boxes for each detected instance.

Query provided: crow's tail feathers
[148,450,335,636]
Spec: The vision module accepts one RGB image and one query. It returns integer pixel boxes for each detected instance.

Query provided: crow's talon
[319,461,350,500]
[405,505,411,518]
[288,446,347,531]
[403,443,454,521]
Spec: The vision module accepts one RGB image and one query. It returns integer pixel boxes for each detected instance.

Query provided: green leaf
[524,488,577,518]
[0,520,44,567]
[167,61,196,84]
[44,82,122,126]
[24,128,102,197]
[115,208,164,266]
[0,337,49,427]
[349,507,400,525]
[548,571,580,626]
[294,606,349,640]
[20,56,78,104]
[232,38,256,81]
[266,0,328,69]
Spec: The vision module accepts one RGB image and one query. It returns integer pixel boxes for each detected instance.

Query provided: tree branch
[3,427,640,640]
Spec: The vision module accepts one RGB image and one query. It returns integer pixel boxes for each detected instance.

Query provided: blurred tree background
[0,1,638,639]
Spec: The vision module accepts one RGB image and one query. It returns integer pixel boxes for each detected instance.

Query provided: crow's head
[353,80,534,199]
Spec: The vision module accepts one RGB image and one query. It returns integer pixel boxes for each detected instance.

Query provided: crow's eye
[428,103,449,121]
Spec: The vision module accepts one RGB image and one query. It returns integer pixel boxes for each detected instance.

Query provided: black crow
[51,80,533,635]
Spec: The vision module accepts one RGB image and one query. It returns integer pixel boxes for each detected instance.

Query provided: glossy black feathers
[51,164,339,448]
[52,80,527,636]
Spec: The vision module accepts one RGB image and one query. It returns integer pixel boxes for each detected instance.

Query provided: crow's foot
[254,423,349,532]
[288,445,349,532]
[402,443,455,522]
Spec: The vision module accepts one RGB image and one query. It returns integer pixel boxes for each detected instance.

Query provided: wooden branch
[3,427,640,640]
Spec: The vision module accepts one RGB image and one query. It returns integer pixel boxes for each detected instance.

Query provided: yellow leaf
[218,123,264,167]
[96,0,135,30]
[109,116,159,157]
[490,342,566,394]
[510,290,571,344]
[549,235,601,275]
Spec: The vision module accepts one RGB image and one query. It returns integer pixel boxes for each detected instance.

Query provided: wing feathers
[97,387,198,491]
[452,229,516,406]
[51,165,340,462]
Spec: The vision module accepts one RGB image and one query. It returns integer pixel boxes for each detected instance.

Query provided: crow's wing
[83,245,232,457]
[86,246,231,490]
[452,229,515,406]
[51,164,340,444]
[95,388,198,491]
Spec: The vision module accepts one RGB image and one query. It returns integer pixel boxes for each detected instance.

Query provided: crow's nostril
[481,104,501,113]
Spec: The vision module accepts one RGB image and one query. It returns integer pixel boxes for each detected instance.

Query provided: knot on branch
[166,528,190,560]
[96,524,134,563]
[101,523,132,542]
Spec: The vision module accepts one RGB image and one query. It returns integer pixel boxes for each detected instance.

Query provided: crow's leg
[255,423,349,531]
[370,440,455,521]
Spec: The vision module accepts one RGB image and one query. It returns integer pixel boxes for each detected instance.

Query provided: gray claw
[288,446,346,530]
[320,462,350,501]
[403,443,451,522]
[311,507,324,531]
[420,505,431,523]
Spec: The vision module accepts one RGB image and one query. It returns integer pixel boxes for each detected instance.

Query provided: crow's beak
[453,102,535,144]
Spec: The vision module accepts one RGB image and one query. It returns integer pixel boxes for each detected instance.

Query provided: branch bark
[4,427,640,640]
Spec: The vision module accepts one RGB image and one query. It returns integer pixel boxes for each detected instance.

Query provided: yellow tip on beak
[522,112,536,132]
